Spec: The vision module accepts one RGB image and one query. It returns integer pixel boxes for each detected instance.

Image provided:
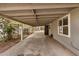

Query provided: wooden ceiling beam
[5,12,67,17]
[13,16,59,19]
[0,3,78,11]
[0,13,33,26]
[11,14,64,17]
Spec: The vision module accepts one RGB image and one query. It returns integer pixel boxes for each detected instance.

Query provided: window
[58,14,70,37]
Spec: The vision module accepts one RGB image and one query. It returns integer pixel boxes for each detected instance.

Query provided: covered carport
[0,3,79,56]
[0,3,79,35]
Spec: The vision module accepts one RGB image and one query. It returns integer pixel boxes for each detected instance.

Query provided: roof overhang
[0,3,79,26]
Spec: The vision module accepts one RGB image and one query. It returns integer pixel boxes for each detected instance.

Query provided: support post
[20,25,23,41]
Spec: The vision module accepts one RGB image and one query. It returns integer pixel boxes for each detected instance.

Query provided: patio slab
[0,31,75,56]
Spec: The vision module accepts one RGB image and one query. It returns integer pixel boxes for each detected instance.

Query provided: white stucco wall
[49,8,79,55]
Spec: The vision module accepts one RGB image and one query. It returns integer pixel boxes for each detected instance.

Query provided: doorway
[44,25,49,35]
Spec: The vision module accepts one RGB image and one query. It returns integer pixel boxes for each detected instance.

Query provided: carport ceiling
[0,3,79,26]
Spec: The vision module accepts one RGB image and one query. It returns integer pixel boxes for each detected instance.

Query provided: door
[44,25,49,35]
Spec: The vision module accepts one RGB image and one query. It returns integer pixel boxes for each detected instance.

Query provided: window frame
[58,14,71,38]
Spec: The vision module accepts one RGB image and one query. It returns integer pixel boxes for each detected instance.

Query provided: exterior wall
[49,8,79,55]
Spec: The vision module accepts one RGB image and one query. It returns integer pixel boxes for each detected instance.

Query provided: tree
[3,24,15,40]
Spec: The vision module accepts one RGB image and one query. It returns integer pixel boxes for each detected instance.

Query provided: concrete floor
[0,31,75,56]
